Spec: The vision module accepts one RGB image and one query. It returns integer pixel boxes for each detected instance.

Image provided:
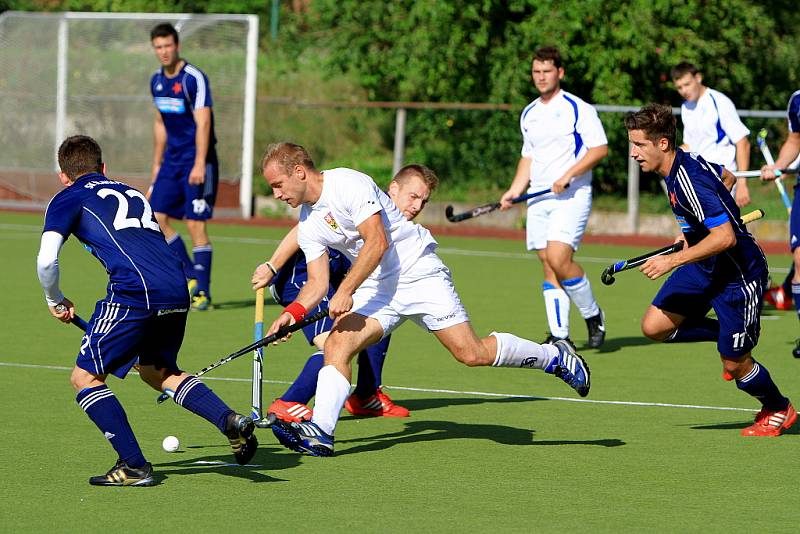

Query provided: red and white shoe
[741,402,797,437]
[267,399,312,423]
[764,286,793,311]
[344,388,410,417]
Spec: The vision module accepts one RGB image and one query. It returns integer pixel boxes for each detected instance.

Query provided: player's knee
[70,366,101,392]
[640,317,672,341]
[721,356,751,380]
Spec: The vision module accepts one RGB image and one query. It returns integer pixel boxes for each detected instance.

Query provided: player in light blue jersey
[626,105,796,437]
[761,90,800,356]
[37,136,256,486]
[149,23,217,311]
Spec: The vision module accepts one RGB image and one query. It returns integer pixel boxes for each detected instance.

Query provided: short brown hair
[670,61,699,81]
[393,164,439,193]
[260,142,317,175]
[151,23,179,44]
[58,135,103,179]
[623,104,677,151]
[533,46,562,69]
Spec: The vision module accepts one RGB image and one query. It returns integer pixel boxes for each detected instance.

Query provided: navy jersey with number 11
[43,173,189,309]
[665,149,767,280]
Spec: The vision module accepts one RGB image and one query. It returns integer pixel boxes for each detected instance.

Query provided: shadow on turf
[334,420,625,455]
[152,442,307,482]
[586,336,657,354]
[340,395,541,415]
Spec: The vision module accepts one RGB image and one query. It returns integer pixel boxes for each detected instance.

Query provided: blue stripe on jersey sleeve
[703,213,729,229]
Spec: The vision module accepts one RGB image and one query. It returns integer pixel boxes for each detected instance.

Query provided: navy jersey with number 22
[43,173,189,309]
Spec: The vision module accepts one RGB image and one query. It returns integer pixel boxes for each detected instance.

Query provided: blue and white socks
[312,365,351,436]
[193,245,213,297]
[735,360,790,412]
[173,376,234,433]
[542,282,570,339]
[561,275,600,319]
[77,385,146,468]
[282,351,324,404]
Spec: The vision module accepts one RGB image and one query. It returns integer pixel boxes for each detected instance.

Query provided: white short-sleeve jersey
[297,168,437,281]
[519,89,608,191]
[680,87,749,170]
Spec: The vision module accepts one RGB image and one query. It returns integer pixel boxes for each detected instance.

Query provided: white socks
[490,332,558,370]
[311,365,351,436]
[543,285,570,338]
[561,276,600,319]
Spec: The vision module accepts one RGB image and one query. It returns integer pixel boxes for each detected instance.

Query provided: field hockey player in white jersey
[671,61,751,207]
[261,142,591,457]
[499,46,608,349]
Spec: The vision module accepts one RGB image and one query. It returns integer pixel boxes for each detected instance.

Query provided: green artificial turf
[1,211,797,533]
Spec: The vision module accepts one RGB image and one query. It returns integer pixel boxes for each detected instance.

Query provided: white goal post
[0,11,259,217]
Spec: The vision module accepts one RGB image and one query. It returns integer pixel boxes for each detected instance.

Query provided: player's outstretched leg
[732,359,796,437]
[224,413,258,464]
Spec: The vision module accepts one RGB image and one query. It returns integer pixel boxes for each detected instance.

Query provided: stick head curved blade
[600,267,616,286]
[445,205,455,221]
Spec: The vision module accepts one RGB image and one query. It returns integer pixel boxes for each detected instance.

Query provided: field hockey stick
[156,308,328,404]
[251,288,269,427]
[600,209,766,286]
[600,242,684,285]
[757,129,792,214]
[55,303,88,331]
[732,169,797,178]
[445,186,564,223]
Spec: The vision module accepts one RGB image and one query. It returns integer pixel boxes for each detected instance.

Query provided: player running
[37,136,256,486]
[260,142,591,457]
[148,23,217,311]
[499,46,608,349]
[625,104,796,437]
[251,165,438,422]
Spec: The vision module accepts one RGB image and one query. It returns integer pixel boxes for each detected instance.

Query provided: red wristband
[283,302,307,322]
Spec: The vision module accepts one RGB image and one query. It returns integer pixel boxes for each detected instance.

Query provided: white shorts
[526,183,592,251]
[351,249,469,337]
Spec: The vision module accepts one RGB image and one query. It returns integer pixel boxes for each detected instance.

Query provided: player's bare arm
[640,222,736,280]
[190,106,212,185]
[252,225,300,290]
[552,144,608,193]
[267,251,331,340]
[329,212,389,317]
[151,108,166,182]
[733,136,751,207]
[500,157,532,209]
[761,131,800,180]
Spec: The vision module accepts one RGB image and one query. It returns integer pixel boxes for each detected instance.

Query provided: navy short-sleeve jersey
[151,62,217,166]
[273,248,351,296]
[665,149,767,281]
[43,173,190,309]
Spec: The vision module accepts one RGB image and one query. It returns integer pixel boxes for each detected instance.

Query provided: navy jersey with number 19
[43,173,189,309]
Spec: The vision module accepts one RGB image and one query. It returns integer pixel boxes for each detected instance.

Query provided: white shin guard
[311,365,351,436]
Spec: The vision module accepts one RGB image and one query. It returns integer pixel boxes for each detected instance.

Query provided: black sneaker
[225,413,258,465]
[541,334,576,351]
[793,339,800,359]
[89,459,155,487]
[585,310,606,348]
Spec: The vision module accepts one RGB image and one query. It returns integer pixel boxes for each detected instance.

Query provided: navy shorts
[652,263,768,356]
[150,154,218,221]
[790,183,800,251]
[76,300,188,378]
[271,281,335,345]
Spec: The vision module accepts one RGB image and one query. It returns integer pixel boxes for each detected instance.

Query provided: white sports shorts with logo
[526,183,592,251]
[351,248,469,337]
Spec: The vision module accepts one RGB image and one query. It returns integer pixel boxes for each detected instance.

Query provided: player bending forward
[625,105,795,437]
[261,142,591,457]
[251,165,439,422]
[37,136,257,486]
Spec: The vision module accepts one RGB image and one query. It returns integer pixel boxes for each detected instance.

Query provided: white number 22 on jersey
[97,188,161,232]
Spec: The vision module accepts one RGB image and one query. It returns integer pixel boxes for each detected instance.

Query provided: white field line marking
[0,224,792,273]
[0,360,756,413]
